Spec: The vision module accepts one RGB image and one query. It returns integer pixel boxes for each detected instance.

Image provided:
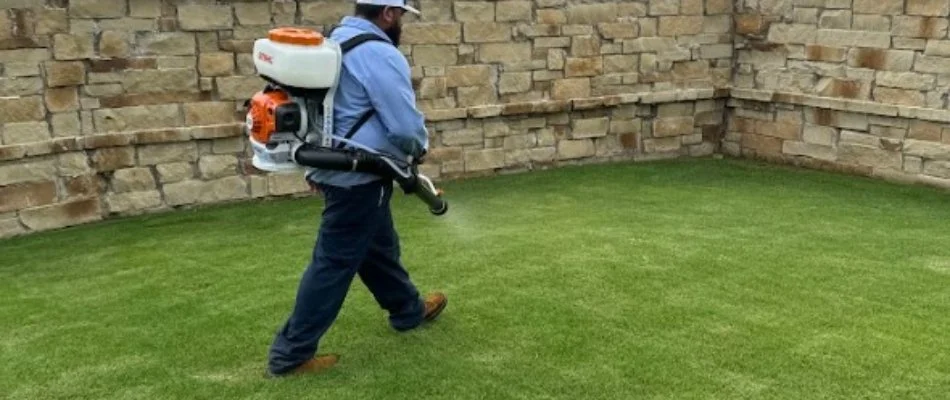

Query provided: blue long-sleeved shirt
[305,16,428,188]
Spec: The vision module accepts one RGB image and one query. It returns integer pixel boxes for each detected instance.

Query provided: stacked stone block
[728,0,950,188]
[0,0,728,239]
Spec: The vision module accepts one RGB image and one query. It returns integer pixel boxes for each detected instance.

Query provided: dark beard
[385,23,401,47]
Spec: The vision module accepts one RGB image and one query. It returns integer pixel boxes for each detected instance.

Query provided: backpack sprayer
[244,27,447,216]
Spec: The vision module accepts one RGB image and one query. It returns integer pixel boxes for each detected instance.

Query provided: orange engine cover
[246,88,301,144]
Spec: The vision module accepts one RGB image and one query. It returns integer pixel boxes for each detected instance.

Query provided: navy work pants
[267,179,425,375]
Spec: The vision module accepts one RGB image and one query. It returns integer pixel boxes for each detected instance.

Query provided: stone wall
[0,0,730,239]
[726,0,950,188]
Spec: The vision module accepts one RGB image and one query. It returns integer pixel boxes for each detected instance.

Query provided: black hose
[293,144,400,177]
[292,143,448,216]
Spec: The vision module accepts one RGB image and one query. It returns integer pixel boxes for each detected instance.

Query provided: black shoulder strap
[335,33,389,149]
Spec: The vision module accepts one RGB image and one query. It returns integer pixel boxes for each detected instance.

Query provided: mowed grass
[2,157,949,400]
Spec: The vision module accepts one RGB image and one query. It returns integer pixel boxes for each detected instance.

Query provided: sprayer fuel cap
[268,27,324,46]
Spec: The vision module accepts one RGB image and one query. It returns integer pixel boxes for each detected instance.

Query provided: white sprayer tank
[252,28,341,89]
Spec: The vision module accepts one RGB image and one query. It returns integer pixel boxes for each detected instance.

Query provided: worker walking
[266,0,447,377]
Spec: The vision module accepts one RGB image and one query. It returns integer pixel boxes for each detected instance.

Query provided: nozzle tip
[430,202,448,216]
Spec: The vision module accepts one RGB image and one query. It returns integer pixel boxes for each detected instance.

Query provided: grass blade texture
[1,158,949,400]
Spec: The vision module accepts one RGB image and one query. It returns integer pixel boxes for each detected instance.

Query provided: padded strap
[334,33,389,149]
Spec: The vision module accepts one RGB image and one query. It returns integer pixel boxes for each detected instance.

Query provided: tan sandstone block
[839,144,902,170]
[819,10,851,29]
[659,16,703,36]
[455,2,495,22]
[234,3,271,25]
[183,102,237,126]
[907,0,950,16]
[1,121,50,145]
[853,0,904,14]
[90,147,133,171]
[198,53,235,77]
[178,5,233,31]
[924,40,950,56]
[155,162,193,183]
[404,23,461,44]
[892,16,948,38]
[490,2,527,22]
[571,36,601,57]
[644,137,682,153]
[805,45,847,62]
[199,155,238,179]
[499,72,532,94]
[463,23,512,43]
[417,77,447,99]
[105,190,163,214]
[757,120,802,140]
[878,71,936,90]
[598,23,639,39]
[566,3,618,24]
[654,117,695,137]
[650,0,679,16]
[139,32,196,56]
[413,45,459,66]
[706,0,733,14]
[53,33,94,60]
[923,160,950,178]
[441,128,483,146]
[912,120,950,141]
[735,14,769,36]
[904,139,950,160]
[264,172,307,196]
[164,177,248,206]
[19,198,101,231]
[768,23,818,44]
[216,76,265,101]
[465,148,505,171]
[565,57,603,77]
[803,125,837,146]
[112,167,155,193]
[571,117,609,139]
[45,87,79,113]
[138,142,198,166]
[913,54,950,73]
[70,0,127,18]
[0,96,45,123]
[457,85,497,107]
[537,9,566,24]
[478,43,532,64]
[816,29,891,48]
[99,31,130,58]
[50,112,80,137]
[548,48,566,69]
[784,141,837,161]
[741,134,782,154]
[94,105,182,132]
[129,0,161,18]
[0,181,57,214]
[853,15,891,32]
[557,139,596,159]
[446,65,493,87]
[43,61,86,87]
[604,55,639,73]
[552,78,591,100]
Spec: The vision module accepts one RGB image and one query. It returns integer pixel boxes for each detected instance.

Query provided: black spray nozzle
[396,167,448,216]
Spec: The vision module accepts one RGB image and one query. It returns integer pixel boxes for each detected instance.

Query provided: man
[266,0,447,377]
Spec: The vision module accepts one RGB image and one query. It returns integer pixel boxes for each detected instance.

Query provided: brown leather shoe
[288,354,340,375]
[423,292,447,322]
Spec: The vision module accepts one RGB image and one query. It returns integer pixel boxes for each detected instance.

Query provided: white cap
[355,0,420,15]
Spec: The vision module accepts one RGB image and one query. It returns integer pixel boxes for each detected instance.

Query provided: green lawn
[2,157,949,399]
